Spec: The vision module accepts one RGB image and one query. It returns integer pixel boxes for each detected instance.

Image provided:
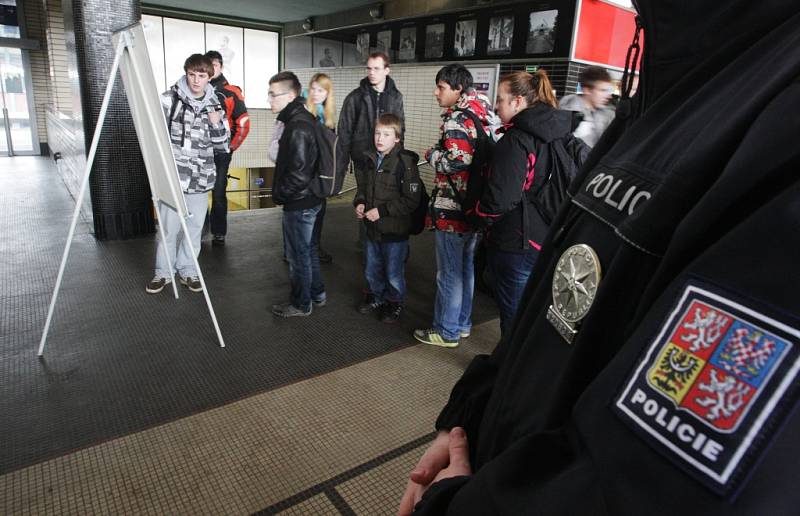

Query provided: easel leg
[38,41,127,357]
[153,198,179,299]
[179,210,225,348]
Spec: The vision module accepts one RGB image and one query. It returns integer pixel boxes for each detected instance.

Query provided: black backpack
[444,108,495,225]
[305,121,349,198]
[397,153,430,236]
[530,134,590,224]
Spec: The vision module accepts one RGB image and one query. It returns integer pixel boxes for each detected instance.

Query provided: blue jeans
[364,238,409,304]
[434,231,479,340]
[282,204,325,311]
[487,249,538,336]
[312,199,326,249]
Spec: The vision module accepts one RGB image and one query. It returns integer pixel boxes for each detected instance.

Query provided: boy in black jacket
[353,114,421,323]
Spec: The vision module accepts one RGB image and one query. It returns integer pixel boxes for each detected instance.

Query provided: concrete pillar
[64,0,154,240]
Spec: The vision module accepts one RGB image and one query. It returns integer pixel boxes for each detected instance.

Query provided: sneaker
[212,234,225,247]
[312,296,327,307]
[380,302,403,323]
[179,275,203,293]
[357,293,384,314]
[460,330,471,339]
[145,275,172,294]
[272,302,312,317]
[413,328,459,348]
[318,248,333,264]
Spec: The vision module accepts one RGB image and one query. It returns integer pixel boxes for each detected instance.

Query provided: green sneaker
[413,328,459,348]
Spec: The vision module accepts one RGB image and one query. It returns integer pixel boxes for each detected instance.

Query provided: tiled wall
[20,0,49,149]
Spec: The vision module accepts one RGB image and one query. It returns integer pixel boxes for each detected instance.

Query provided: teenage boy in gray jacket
[146,53,229,295]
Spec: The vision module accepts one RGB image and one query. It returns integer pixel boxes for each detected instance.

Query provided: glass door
[0,46,35,155]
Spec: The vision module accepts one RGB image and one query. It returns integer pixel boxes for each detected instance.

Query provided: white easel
[38,25,225,356]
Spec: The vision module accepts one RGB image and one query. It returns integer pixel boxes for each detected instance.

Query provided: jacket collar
[277,97,309,123]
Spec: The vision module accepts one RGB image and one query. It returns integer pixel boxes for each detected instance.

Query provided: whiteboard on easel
[112,23,187,216]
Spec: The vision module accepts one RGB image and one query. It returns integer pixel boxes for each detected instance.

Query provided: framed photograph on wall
[398,26,417,62]
[526,9,558,54]
[424,23,445,59]
[487,15,514,55]
[284,36,312,69]
[356,32,370,63]
[313,38,342,67]
[376,29,392,56]
[454,19,476,57]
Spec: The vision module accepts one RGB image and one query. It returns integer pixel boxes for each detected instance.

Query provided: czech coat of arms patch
[615,284,800,495]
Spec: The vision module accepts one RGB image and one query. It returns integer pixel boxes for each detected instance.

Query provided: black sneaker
[357,293,383,314]
[145,275,172,294]
[272,302,312,317]
[179,275,203,292]
[380,302,402,323]
[212,234,225,247]
[318,248,333,264]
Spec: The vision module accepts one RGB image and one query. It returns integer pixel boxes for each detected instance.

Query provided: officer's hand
[397,430,452,516]
[355,204,365,219]
[430,426,471,483]
[365,208,380,222]
[208,110,222,125]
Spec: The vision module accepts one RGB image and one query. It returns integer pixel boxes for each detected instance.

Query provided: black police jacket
[273,98,322,210]
[416,0,800,513]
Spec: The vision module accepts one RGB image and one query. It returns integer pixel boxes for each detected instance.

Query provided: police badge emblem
[547,244,602,343]
[615,284,800,495]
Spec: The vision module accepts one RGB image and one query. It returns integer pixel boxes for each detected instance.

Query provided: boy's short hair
[578,66,612,89]
[269,71,302,96]
[435,64,473,93]
[204,50,223,65]
[368,51,391,67]
[376,113,403,139]
[183,54,214,76]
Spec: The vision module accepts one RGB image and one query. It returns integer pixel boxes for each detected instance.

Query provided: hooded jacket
[273,98,322,210]
[426,88,501,233]
[353,146,422,241]
[337,76,404,171]
[559,93,615,148]
[161,77,229,194]
[210,73,250,152]
[414,0,800,513]
[475,103,576,252]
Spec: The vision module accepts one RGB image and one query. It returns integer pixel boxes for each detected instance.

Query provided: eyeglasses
[268,91,290,99]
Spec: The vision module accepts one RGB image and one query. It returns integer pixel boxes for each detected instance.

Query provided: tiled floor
[0,157,500,514]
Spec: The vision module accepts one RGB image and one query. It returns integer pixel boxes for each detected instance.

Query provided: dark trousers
[210,151,232,236]
[487,248,538,336]
[283,204,326,311]
[312,199,326,249]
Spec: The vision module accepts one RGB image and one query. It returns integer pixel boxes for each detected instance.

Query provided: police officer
[399,0,800,513]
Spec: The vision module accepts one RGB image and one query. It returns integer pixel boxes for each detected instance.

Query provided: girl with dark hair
[475,69,583,336]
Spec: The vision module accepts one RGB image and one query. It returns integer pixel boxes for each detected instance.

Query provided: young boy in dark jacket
[353,114,422,323]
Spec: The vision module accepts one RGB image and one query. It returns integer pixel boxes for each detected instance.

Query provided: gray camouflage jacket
[161,77,229,193]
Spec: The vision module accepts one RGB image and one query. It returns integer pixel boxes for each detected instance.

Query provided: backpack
[444,108,495,225]
[530,134,590,224]
[305,121,348,198]
[397,153,430,236]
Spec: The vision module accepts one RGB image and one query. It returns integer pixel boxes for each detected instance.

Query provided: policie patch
[614,284,800,496]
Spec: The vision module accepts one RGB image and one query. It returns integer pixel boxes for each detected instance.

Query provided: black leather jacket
[338,76,404,171]
[273,98,322,210]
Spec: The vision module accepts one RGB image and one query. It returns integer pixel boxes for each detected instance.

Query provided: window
[140,14,278,108]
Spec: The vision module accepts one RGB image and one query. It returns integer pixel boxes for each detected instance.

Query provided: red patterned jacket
[425,88,500,233]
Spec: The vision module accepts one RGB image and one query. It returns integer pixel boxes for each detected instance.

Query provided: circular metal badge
[551,244,602,324]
